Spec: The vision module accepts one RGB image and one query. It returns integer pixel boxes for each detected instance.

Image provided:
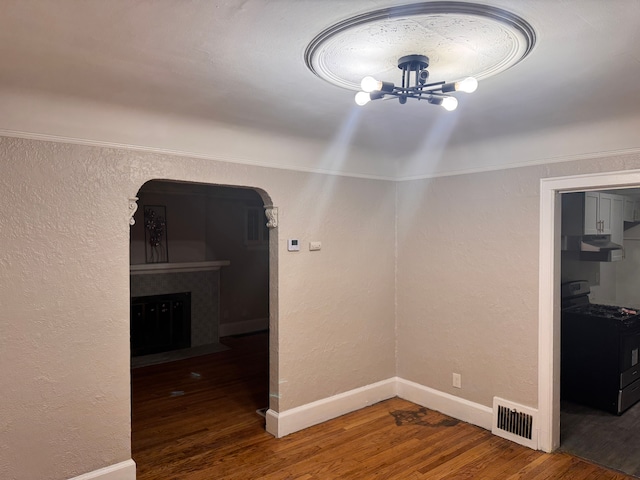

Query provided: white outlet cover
[309,241,321,251]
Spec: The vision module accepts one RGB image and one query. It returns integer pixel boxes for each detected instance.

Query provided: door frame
[538,168,640,452]
[129,180,279,429]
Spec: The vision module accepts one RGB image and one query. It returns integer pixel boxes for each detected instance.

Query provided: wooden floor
[132,332,634,479]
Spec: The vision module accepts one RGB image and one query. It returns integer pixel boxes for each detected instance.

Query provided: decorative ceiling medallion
[305,2,536,91]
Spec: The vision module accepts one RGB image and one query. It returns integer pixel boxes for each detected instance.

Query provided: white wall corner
[265,378,397,438]
[67,459,136,480]
[264,377,495,440]
[395,377,493,431]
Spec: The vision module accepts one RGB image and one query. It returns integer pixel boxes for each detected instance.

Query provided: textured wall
[4,130,640,480]
[396,168,541,408]
[126,153,398,410]
[0,139,133,479]
[0,135,396,480]
[396,151,640,409]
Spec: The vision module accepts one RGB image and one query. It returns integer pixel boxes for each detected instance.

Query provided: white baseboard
[266,377,493,439]
[219,317,268,337]
[265,378,397,438]
[396,377,493,430]
[68,459,136,480]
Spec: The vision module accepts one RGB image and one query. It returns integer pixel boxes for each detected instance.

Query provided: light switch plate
[309,241,321,251]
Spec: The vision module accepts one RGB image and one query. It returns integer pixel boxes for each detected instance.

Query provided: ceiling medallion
[305,2,535,109]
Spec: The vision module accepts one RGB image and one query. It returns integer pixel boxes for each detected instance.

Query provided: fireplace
[130,292,191,356]
[129,261,230,355]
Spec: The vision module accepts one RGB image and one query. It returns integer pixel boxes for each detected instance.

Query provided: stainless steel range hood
[562,235,624,262]
[580,235,623,262]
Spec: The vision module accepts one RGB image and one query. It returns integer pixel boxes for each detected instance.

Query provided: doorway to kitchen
[539,169,640,473]
[558,187,640,477]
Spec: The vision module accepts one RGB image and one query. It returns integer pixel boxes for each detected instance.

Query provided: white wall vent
[492,397,538,449]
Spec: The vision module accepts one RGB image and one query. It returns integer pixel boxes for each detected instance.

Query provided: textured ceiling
[0,1,639,177]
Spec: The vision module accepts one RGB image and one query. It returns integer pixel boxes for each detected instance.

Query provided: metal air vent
[492,397,538,449]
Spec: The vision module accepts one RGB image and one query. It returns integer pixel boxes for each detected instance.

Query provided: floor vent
[492,397,538,449]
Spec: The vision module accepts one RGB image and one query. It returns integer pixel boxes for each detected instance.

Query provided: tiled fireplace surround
[130,261,229,347]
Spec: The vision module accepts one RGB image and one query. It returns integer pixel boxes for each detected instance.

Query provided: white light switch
[309,241,321,251]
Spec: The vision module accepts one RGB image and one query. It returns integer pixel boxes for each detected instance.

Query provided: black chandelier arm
[415,82,450,95]
[418,80,446,90]
[398,83,447,94]
[373,82,450,96]
[354,55,477,109]
[369,90,452,102]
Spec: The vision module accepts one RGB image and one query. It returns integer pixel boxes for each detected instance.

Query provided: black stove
[561,281,640,415]
[564,303,640,325]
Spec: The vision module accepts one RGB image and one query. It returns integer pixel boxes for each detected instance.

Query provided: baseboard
[68,459,136,480]
[265,377,494,440]
[396,377,493,430]
[219,318,269,337]
[265,378,397,438]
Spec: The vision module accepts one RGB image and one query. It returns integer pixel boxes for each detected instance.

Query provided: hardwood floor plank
[132,332,635,479]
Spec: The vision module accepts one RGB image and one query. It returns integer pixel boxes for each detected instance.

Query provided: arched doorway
[128,179,278,477]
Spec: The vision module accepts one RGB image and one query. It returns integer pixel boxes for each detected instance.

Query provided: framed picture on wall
[144,205,168,263]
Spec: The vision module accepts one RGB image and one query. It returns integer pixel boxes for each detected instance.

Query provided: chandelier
[354,54,478,111]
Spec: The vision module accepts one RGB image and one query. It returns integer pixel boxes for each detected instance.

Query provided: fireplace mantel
[130,261,230,275]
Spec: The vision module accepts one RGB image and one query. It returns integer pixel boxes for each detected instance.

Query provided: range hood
[562,235,624,262]
[580,235,623,262]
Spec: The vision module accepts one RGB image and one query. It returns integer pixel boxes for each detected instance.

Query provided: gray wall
[3,131,640,480]
[0,136,396,480]
[396,151,640,408]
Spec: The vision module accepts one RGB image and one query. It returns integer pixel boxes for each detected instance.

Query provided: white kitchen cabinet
[562,192,623,236]
[624,197,635,222]
[610,195,624,245]
[623,197,640,222]
[583,192,602,234]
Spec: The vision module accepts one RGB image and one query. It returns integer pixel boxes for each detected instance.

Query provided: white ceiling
[1,1,639,178]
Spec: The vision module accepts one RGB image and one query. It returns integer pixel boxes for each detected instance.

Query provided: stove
[564,303,640,325]
[561,281,640,414]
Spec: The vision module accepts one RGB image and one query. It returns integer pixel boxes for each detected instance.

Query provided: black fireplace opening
[130,292,191,357]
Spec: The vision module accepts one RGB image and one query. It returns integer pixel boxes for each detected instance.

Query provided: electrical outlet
[452,373,462,389]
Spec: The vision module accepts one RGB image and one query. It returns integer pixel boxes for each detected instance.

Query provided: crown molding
[2,128,640,183]
[0,128,396,182]
[395,147,640,182]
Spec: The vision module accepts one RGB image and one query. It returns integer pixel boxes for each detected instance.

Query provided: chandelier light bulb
[455,77,478,93]
[360,76,383,93]
[355,91,372,106]
[441,96,459,111]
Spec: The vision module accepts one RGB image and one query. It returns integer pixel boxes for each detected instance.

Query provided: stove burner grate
[566,303,639,322]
